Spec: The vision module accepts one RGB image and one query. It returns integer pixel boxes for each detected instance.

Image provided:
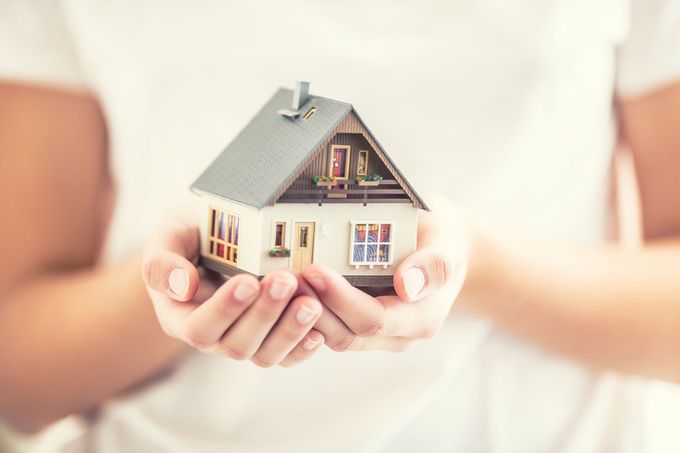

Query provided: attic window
[303,107,316,121]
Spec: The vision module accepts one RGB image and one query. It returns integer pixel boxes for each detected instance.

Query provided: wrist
[459,218,505,300]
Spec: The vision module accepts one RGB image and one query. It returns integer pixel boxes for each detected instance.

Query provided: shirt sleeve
[0,0,87,90]
[617,0,680,98]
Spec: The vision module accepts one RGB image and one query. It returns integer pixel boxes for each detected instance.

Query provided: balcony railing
[277,179,412,206]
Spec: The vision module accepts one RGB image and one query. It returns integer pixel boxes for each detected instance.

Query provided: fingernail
[305,272,326,292]
[296,305,318,325]
[168,268,189,297]
[404,267,426,300]
[233,282,258,302]
[303,337,319,351]
[269,279,293,300]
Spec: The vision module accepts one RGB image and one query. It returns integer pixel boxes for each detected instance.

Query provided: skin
[147,83,680,381]
[0,82,322,433]
[141,219,325,366]
[0,83,184,432]
[0,79,678,433]
[299,82,680,382]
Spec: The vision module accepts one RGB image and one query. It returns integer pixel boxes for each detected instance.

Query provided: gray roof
[191,87,428,210]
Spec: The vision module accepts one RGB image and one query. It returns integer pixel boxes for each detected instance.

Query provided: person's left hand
[141,217,325,368]
[301,194,468,352]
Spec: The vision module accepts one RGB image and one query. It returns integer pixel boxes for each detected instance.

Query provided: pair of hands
[142,196,468,367]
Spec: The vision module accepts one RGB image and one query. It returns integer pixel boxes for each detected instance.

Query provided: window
[303,106,316,120]
[208,207,240,265]
[357,150,368,176]
[273,222,286,248]
[350,222,393,266]
[299,226,309,248]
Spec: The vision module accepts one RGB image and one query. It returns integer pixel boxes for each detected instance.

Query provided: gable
[191,87,428,211]
[270,111,428,210]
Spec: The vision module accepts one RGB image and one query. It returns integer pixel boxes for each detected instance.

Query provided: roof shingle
[191,88,351,208]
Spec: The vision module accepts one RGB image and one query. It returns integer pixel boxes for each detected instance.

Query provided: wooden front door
[292,222,315,270]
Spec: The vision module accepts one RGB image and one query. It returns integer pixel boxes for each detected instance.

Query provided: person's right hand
[141,219,325,367]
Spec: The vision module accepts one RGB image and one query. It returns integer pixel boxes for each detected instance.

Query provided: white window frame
[348,221,394,269]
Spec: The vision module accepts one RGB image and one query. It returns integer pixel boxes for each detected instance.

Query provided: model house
[191,82,428,287]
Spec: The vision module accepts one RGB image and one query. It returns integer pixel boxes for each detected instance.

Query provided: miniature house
[191,82,428,287]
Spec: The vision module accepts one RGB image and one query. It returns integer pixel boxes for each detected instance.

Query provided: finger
[217,271,297,359]
[183,274,260,349]
[302,265,387,337]
[280,329,325,367]
[303,264,450,340]
[291,266,368,352]
[372,294,452,339]
[393,197,466,302]
[393,247,456,302]
[313,308,366,351]
[314,309,412,351]
[142,251,200,302]
[142,222,201,302]
[145,257,219,341]
[149,297,199,340]
[193,269,222,303]
[252,296,322,367]
[288,268,320,299]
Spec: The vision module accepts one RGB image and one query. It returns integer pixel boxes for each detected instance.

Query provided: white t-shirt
[2,1,680,452]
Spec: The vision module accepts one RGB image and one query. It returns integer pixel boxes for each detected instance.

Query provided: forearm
[462,228,680,382]
[0,254,185,432]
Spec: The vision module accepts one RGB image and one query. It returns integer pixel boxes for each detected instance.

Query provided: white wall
[258,203,418,276]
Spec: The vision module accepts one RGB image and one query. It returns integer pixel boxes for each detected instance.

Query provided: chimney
[291,81,310,110]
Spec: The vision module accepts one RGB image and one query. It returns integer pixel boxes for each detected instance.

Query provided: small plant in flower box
[268,247,291,257]
[357,174,383,186]
[312,175,338,187]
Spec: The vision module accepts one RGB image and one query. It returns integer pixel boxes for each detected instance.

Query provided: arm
[0,83,184,433]
[462,82,680,381]
[301,82,680,384]
[0,82,326,433]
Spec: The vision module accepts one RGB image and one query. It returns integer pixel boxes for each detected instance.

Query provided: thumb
[394,193,469,302]
[142,221,201,302]
[394,248,455,302]
[142,250,200,302]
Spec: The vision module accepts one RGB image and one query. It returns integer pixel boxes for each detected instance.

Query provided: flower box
[356,174,383,186]
[312,176,338,187]
[268,248,291,257]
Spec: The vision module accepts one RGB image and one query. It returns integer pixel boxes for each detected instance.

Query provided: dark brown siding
[296,133,390,181]
[280,132,405,202]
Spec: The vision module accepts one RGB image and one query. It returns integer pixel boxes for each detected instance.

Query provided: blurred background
[1,0,680,452]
